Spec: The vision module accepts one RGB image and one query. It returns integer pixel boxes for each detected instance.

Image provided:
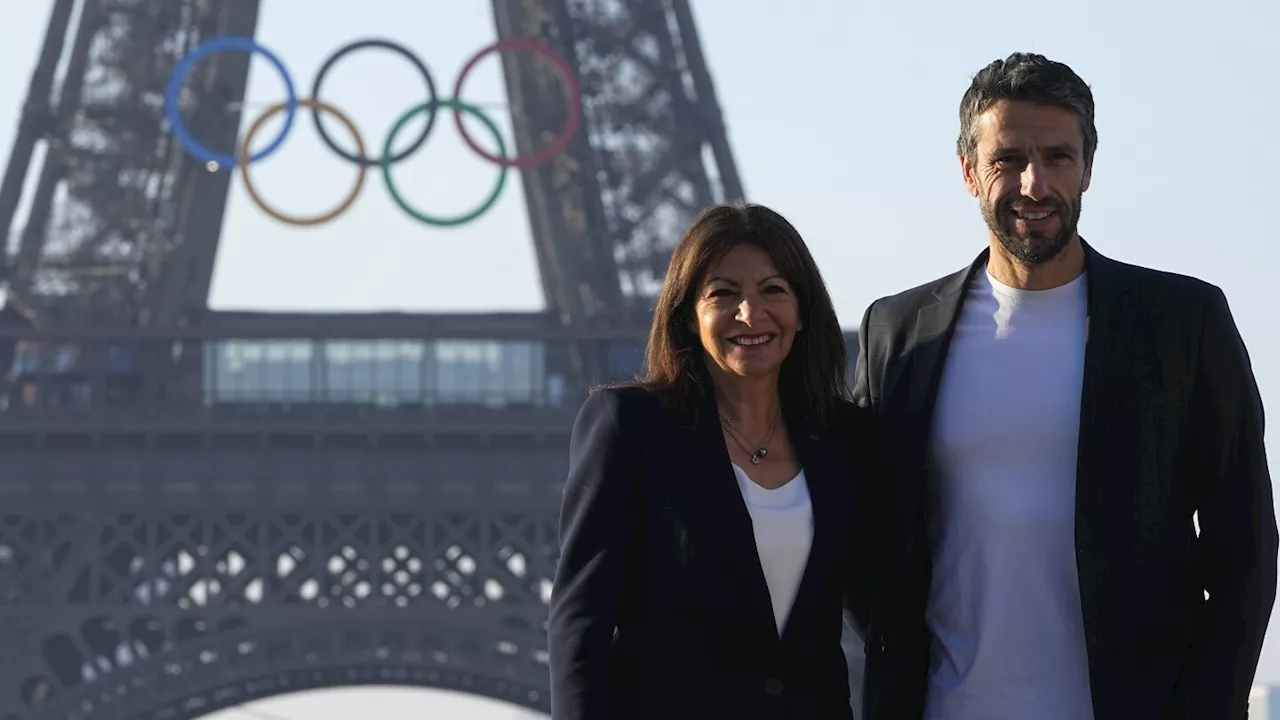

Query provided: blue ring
[165,36,297,169]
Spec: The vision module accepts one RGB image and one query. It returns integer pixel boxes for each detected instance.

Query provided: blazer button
[764,677,784,697]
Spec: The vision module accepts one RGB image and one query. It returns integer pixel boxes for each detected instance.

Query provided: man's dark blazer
[853,240,1278,720]
[548,384,876,720]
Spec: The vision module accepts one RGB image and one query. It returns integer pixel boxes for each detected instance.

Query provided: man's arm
[843,300,886,637]
[1188,286,1278,717]
[853,301,876,410]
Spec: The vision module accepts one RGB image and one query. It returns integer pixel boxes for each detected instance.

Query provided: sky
[1,0,1278,717]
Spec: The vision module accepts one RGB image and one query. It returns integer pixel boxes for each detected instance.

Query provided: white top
[732,463,813,635]
[923,267,1095,719]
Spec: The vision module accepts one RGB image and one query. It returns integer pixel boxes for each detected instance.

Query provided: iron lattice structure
[493,0,744,326]
[0,0,261,327]
[0,441,569,719]
[0,0,745,331]
[1,510,563,718]
[0,0,791,718]
[0,322,601,720]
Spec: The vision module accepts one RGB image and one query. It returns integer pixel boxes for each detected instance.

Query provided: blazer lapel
[678,394,779,640]
[898,252,985,556]
[1072,239,1128,651]
[906,252,986,418]
[778,411,835,645]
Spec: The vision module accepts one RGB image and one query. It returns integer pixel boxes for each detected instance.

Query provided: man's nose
[1020,162,1050,201]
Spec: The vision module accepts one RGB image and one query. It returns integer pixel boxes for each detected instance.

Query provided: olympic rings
[238,99,368,227]
[310,39,438,168]
[166,36,298,169]
[382,99,508,228]
[164,34,582,229]
[452,37,582,169]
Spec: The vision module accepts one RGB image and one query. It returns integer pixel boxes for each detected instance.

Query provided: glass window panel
[323,340,425,405]
[202,337,550,407]
[205,340,313,403]
[429,340,544,406]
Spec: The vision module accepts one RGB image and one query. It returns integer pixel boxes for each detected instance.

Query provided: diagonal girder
[494,0,744,322]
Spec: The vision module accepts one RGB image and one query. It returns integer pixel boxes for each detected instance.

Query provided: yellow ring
[236,98,367,227]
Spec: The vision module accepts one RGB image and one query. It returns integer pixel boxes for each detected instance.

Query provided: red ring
[451,37,582,168]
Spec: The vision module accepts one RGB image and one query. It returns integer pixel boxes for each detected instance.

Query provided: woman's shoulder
[571,385,686,453]
[584,383,663,410]
[576,383,670,426]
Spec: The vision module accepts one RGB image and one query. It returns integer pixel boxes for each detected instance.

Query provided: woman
[547,201,876,719]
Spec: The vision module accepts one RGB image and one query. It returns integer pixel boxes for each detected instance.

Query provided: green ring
[380,98,508,227]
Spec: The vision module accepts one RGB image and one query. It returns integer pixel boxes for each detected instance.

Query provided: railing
[0,326,649,430]
[0,320,860,428]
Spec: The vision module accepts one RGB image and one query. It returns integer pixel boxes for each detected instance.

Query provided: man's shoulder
[855,267,970,374]
[864,267,969,326]
[1103,255,1223,305]
[862,251,1226,313]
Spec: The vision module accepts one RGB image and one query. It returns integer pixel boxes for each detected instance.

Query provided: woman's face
[691,244,802,382]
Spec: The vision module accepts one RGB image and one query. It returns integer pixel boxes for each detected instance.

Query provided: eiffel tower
[0,1,860,718]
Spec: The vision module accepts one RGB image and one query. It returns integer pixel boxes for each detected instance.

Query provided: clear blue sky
[2,0,1277,717]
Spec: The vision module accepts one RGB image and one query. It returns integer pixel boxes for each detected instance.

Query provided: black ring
[309,38,439,167]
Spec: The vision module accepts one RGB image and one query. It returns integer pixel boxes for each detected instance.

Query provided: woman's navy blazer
[547,385,877,720]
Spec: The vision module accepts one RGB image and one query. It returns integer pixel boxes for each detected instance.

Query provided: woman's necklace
[719,406,781,465]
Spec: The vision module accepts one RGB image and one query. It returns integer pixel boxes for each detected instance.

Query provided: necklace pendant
[750,447,766,465]
[750,454,761,465]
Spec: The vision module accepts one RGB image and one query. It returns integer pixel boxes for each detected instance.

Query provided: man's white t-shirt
[923,266,1095,719]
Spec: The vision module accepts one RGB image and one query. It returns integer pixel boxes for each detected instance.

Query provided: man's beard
[980,191,1081,265]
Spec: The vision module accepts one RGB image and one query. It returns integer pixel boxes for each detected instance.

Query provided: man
[853,52,1277,719]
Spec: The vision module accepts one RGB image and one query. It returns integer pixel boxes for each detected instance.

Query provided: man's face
[960,100,1093,264]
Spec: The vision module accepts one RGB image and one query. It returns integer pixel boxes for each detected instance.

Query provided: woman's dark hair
[632,200,849,428]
